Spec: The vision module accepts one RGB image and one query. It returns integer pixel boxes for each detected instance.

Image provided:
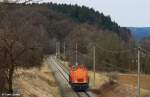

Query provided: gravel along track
[47,56,97,97]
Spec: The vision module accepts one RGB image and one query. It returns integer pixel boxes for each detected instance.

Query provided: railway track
[53,58,91,97]
[48,56,96,97]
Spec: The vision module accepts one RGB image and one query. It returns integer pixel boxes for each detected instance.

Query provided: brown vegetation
[118,74,150,91]
[14,61,61,97]
[0,2,149,95]
[90,73,150,97]
[0,3,50,93]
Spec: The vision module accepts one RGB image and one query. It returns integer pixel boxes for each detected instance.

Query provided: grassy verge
[13,60,61,97]
[60,60,150,97]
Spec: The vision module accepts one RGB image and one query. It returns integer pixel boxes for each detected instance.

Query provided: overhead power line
[95,45,133,54]
[140,48,150,56]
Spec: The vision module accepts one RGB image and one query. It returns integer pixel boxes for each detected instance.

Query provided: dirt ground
[59,60,150,97]
[13,60,61,97]
[87,71,150,97]
[118,74,150,91]
[90,73,150,97]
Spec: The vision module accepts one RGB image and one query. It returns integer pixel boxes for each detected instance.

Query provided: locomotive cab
[69,64,89,91]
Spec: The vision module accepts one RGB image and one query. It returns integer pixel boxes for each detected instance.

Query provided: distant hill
[47,3,132,43]
[0,3,135,73]
[129,27,150,40]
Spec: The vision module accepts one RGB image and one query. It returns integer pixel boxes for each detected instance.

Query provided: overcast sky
[41,0,150,27]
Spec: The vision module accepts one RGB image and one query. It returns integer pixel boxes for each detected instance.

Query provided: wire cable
[95,44,134,54]
[140,48,150,56]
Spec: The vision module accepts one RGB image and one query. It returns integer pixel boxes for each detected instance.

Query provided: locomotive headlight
[73,80,77,83]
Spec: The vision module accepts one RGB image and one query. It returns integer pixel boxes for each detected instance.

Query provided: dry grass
[118,74,150,91]
[13,60,61,97]
[88,71,110,89]
[89,72,150,97]
[117,74,150,97]
[59,60,150,97]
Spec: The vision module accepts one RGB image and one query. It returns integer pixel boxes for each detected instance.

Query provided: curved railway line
[48,56,97,97]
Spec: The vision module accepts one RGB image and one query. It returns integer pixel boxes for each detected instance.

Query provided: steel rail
[51,57,92,97]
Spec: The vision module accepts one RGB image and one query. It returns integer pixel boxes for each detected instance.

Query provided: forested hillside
[47,3,132,43]
[141,36,150,51]
[0,3,146,75]
[0,2,150,94]
[140,37,150,73]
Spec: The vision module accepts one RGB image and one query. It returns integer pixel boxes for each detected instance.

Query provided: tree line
[0,3,50,94]
[0,2,149,95]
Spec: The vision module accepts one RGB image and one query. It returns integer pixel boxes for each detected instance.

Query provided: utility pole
[93,46,96,87]
[75,43,78,66]
[64,41,66,57]
[137,47,141,97]
[56,42,58,58]
[58,42,60,59]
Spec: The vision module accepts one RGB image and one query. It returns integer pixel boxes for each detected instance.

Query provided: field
[89,72,150,97]
[13,60,61,97]
[58,60,150,97]
[118,74,150,91]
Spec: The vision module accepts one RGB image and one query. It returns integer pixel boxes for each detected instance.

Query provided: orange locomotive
[69,64,89,90]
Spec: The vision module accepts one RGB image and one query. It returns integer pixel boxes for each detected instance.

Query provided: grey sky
[41,0,150,27]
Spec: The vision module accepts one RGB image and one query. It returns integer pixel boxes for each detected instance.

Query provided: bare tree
[0,0,43,4]
[0,5,49,93]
